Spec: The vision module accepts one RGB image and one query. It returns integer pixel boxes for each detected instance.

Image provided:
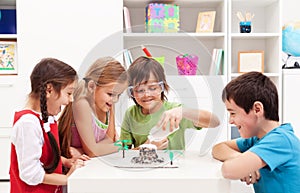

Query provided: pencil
[141,45,152,57]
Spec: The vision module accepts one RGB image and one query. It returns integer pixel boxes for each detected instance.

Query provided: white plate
[148,125,179,142]
[98,150,179,169]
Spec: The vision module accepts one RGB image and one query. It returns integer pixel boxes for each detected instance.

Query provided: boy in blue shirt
[212,71,300,193]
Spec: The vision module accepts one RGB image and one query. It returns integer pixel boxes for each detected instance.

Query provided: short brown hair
[127,56,169,104]
[222,71,279,121]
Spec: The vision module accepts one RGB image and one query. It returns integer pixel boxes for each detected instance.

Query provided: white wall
[282,0,300,25]
[0,0,122,180]
[0,0,123,128]
[281,0,300,137]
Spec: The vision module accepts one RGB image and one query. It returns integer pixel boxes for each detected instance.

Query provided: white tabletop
[68,150,230,193]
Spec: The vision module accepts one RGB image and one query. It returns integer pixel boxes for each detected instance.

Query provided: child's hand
[66,159,85,177]
[150,138,169,150]
[63,154,90,169]
[78,154,90,161]
[240,170,260,185]
[70,147,84,159]
[158,106,182,131]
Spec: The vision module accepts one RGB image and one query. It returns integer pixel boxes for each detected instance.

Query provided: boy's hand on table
[240,170,260,185]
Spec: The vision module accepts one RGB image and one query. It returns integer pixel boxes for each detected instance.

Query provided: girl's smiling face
[94,82,126,113]
[47,81,76,116]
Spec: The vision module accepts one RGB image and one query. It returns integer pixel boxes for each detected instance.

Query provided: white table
[68,150,230,193]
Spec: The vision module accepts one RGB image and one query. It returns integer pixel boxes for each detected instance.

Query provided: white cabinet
[283,69,300,138]
[228,0,282,138]
[0,130,10,180]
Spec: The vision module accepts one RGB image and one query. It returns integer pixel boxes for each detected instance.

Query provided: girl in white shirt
[10,58,88,193]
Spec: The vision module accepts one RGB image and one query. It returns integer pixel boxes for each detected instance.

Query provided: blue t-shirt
[236,123,300,193]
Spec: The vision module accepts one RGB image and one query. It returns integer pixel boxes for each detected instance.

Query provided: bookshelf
[0,0,17,76]
[123,0,227,76]
[122,0,283,141]
[228,0,282,139]
[121,0,229,151]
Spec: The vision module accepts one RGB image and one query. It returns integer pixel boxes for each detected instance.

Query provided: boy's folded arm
[221,151,266,180]
[212,140,241,161]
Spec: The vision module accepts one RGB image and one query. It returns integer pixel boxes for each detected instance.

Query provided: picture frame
[238,50,264,73]
[196,11,216,33]
[0,41,17,75]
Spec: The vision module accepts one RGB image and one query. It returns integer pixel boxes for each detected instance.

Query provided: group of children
[10,55,300,193]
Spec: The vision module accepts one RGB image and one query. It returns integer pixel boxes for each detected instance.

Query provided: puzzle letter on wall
[145,3,179,33]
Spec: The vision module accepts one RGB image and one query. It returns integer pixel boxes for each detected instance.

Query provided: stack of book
[209,48,223,75]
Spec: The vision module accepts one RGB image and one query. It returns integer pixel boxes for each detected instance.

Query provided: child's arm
[181,107,220,128]
[106,104,118,141]
[61,154,90,169]
[42,159,85,185]
[212,140,264,183]
[212,140,241,161]
[221,151,265,181]
[158,106,220,131]
[73,99,118,157]
[69,147,84,159]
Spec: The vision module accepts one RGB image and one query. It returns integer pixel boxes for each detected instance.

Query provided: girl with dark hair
[10,58,86,193]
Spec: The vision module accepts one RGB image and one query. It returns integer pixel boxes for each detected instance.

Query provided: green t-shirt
[120,101,201,150]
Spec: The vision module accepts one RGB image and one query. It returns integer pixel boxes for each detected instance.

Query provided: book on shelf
[123,6,132,33]
[123,49,133,69]
[209,48,223,75]
[196,11,216,33]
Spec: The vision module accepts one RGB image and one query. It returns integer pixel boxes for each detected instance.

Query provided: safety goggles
[127,81,164,98]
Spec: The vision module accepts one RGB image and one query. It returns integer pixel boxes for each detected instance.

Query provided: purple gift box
[176,54,198,75]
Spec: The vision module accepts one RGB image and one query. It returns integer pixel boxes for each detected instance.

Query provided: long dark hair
[29,58,77,173]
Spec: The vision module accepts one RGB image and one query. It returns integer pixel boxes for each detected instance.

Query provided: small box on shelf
[145,3,179,33]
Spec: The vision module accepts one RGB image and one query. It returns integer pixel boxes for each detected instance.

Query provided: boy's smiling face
[133,72,163,114]
[225,99,260,138]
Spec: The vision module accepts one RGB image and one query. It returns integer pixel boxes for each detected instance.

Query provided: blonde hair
[59,57,127,159]
[75,57,126,105]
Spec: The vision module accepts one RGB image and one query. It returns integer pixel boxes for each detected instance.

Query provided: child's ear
[87,80,96,92]
[253,101,264,115]
[45,83,53,98]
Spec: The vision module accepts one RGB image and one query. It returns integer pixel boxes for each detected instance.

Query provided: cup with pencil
[236,11,254,33]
